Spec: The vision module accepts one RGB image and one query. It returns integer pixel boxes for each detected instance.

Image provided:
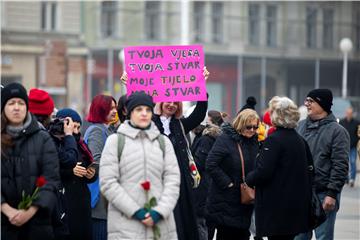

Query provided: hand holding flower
[18,176,47,210]
[142,210,162,227]
[10,206,38,227]
[141,180,161,240]
[133,208,147,221]
[1,203,20,222]
[142,212,154,227]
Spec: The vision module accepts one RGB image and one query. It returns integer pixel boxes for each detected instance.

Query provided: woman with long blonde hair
[151,69,209,240]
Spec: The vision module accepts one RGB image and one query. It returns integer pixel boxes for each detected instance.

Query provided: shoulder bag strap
[237,144,246,183]
[179,120,189,148]
[117,133,125,162]
[157,135,166,158]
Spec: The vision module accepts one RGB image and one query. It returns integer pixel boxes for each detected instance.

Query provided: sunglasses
[245,125,259,130]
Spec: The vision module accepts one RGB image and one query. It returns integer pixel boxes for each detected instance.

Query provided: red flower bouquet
[18,176,47,210]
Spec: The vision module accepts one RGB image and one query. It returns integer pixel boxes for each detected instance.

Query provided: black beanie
[1,82,28,112]
[307,88,333,113]
[126,92,154,117]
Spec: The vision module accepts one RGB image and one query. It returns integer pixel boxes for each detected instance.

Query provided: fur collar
[203,124,222,138]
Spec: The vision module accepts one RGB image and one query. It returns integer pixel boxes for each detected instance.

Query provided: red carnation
[36,176,47,187]
[141,181,151,191]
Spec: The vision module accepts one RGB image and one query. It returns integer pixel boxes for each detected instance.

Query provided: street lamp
[339,38,353,98]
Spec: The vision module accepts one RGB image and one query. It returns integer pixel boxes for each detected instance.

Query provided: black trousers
[267,235,296,240]
[216,226,250,240]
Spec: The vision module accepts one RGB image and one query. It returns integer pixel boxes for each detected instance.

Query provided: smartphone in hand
[87,162,99,170]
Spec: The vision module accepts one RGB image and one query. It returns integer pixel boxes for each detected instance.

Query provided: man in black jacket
[295,89,350,240]
[340,107,360,187]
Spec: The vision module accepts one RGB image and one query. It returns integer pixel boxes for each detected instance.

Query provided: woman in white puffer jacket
[99,92,180,240]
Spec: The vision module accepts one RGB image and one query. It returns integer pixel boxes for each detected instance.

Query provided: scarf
[78,138,94,166]
[6,112,32,138]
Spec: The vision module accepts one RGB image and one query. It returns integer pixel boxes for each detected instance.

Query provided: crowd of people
[1,77,358,240]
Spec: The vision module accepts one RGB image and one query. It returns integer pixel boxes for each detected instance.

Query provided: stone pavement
[334,177,360,240]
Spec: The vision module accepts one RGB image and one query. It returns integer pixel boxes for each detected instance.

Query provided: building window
[248,3,260,45]
[101,1,117,38]
[41,2,57,31]
[266,5,277,47]
[145,1,161,40]
[193,1,205,42]
[323,8,334,49]
[306,7,317,48]
[211,2,223,43]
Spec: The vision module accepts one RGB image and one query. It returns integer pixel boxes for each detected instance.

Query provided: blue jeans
[349,147,358,181]
[294,192,340,240]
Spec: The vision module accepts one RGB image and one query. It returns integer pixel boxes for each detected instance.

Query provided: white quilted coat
[99,121,180,240]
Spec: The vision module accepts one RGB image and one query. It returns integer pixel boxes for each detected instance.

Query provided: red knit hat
[28,88,55,115]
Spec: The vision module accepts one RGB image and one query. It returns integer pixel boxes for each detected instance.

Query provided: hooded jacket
[99,121,180,240]
[1,113,60,238]
[297,113,349,197]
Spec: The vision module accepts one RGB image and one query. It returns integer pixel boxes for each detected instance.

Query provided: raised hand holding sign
[124,45,207,102]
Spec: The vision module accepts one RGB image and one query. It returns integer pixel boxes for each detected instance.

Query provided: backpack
[116,132,165,161]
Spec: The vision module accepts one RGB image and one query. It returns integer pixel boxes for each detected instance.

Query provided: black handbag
[304,138,327,229]
[309,186,327,229]
[307,163,327,229]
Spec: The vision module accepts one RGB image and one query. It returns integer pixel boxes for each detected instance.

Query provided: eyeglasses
[245,125,259,130]
[304,98,315,105]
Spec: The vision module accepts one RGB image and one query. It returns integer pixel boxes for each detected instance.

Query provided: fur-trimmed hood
[202,124,222,138]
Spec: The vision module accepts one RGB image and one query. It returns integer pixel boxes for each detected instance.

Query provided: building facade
[4,1,356,117]
[1,1,88,113]
[82,1,360,117]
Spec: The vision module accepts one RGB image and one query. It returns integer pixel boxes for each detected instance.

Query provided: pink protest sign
[124,45,207,102]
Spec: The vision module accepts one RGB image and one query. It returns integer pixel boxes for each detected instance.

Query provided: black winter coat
[153,99,207,240]
[64,140,96,240]
[246,128,312,237]
[52,136,97,240]
[1,114,60,240]
[51,135,78,170]
[205,123,258,229]
[192,125,221,217]
[339,117,360,148]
